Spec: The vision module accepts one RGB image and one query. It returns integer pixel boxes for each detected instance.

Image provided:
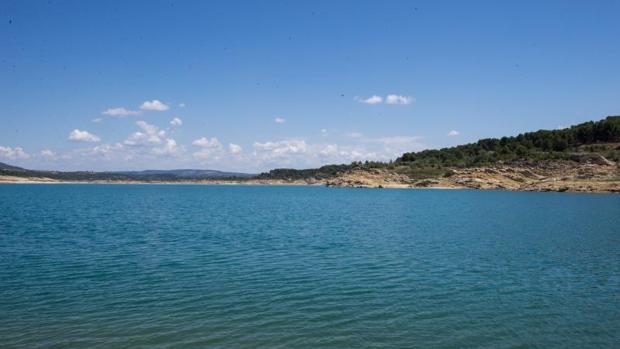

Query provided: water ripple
[1,185,619,348]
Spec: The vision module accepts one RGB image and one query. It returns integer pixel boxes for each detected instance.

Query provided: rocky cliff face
[325,168,413,188]
[318,159,620,193]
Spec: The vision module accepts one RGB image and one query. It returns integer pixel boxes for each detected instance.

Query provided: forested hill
[397,115,620,167]
[259,116,620,180]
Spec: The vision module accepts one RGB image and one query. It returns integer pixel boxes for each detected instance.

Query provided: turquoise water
[0,185,619,349]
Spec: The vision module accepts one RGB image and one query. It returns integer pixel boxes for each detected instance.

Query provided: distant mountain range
[0,163,255,181]
[0,162,25,171]
[107,169,254,179]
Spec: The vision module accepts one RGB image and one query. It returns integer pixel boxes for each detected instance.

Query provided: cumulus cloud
[82,134,182,164]
[40,149,56,159]
[102,107,141,117]
[253,140,308,154]
[140,100,169,111]
[170,117,183,127]
[153,138,182,156]
[318,144,338,156]
[0,146,30,160]
[229,143,242,154]
[26,132,426,172]
[447,130,460,136]
[252,140,309,165]
[89,143,124,158]
[90,144,123,154]
[192,137,224,159]
[124,121,166,145]
[193,137,222,148]
[96,120,183,159]
[356,95,383,104]
[275,117,286,124]
[355,94,414,105]
[69,129,101,143]
[385,94,414,105]
[250,138,406,169]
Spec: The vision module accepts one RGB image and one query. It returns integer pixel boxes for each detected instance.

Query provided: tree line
[397,115,619,167]
[260,116,619,179]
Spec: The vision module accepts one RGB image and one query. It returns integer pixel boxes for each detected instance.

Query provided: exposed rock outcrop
[325,168,414,188]
[321,160,620,193]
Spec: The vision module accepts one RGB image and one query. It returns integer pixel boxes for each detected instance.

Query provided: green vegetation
[256,164,354,180]
[3,116,618,182]
[398,116,620,167]
[260,116,620,180]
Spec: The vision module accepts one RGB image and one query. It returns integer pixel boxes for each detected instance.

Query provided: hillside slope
[260,116,620,192]
[0,162,25,171]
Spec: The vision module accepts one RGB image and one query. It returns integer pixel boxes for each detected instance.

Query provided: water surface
[1,185,619,348]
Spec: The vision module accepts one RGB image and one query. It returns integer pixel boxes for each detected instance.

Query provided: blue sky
[1,0,619,172]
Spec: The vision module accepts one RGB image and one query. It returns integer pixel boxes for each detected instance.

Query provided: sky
[1,0,619,172]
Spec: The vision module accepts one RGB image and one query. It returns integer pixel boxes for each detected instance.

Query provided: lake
[0,184,618,348]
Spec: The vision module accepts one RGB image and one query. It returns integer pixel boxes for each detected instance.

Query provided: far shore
[0,175,311,186]
[0,174,469,189]
[2,175,618,194]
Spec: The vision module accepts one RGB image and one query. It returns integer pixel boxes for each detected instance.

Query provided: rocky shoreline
[2,159,619,193]
[322,160,620,193]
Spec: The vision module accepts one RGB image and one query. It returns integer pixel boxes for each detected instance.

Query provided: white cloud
[385,94,414,105]
[69,129,101,143]
[140,100,169,111]
[178,103,186,108]
[320,128,328,136]
[193,137,222,148]
[192,137,224,159]
[40,149,56,159]
[356,95,383,104]
[92,118,103,123]
[102,107,141,117]
[23,133,427,173]
[447,130,460,136]
[0,146,30,160]
[252,139,309,165]
[318,144,338,156]
[124,121,166,145]
[40,149,55,157]
[170,117,183,127]
[152,138,182,156]
[250,138,410,169]
[275,117,286,124]
[79,133,182,164]
[253,139,308,154]
[229,143,242,154]
[355,94,413,105]
[80,143,127,161]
